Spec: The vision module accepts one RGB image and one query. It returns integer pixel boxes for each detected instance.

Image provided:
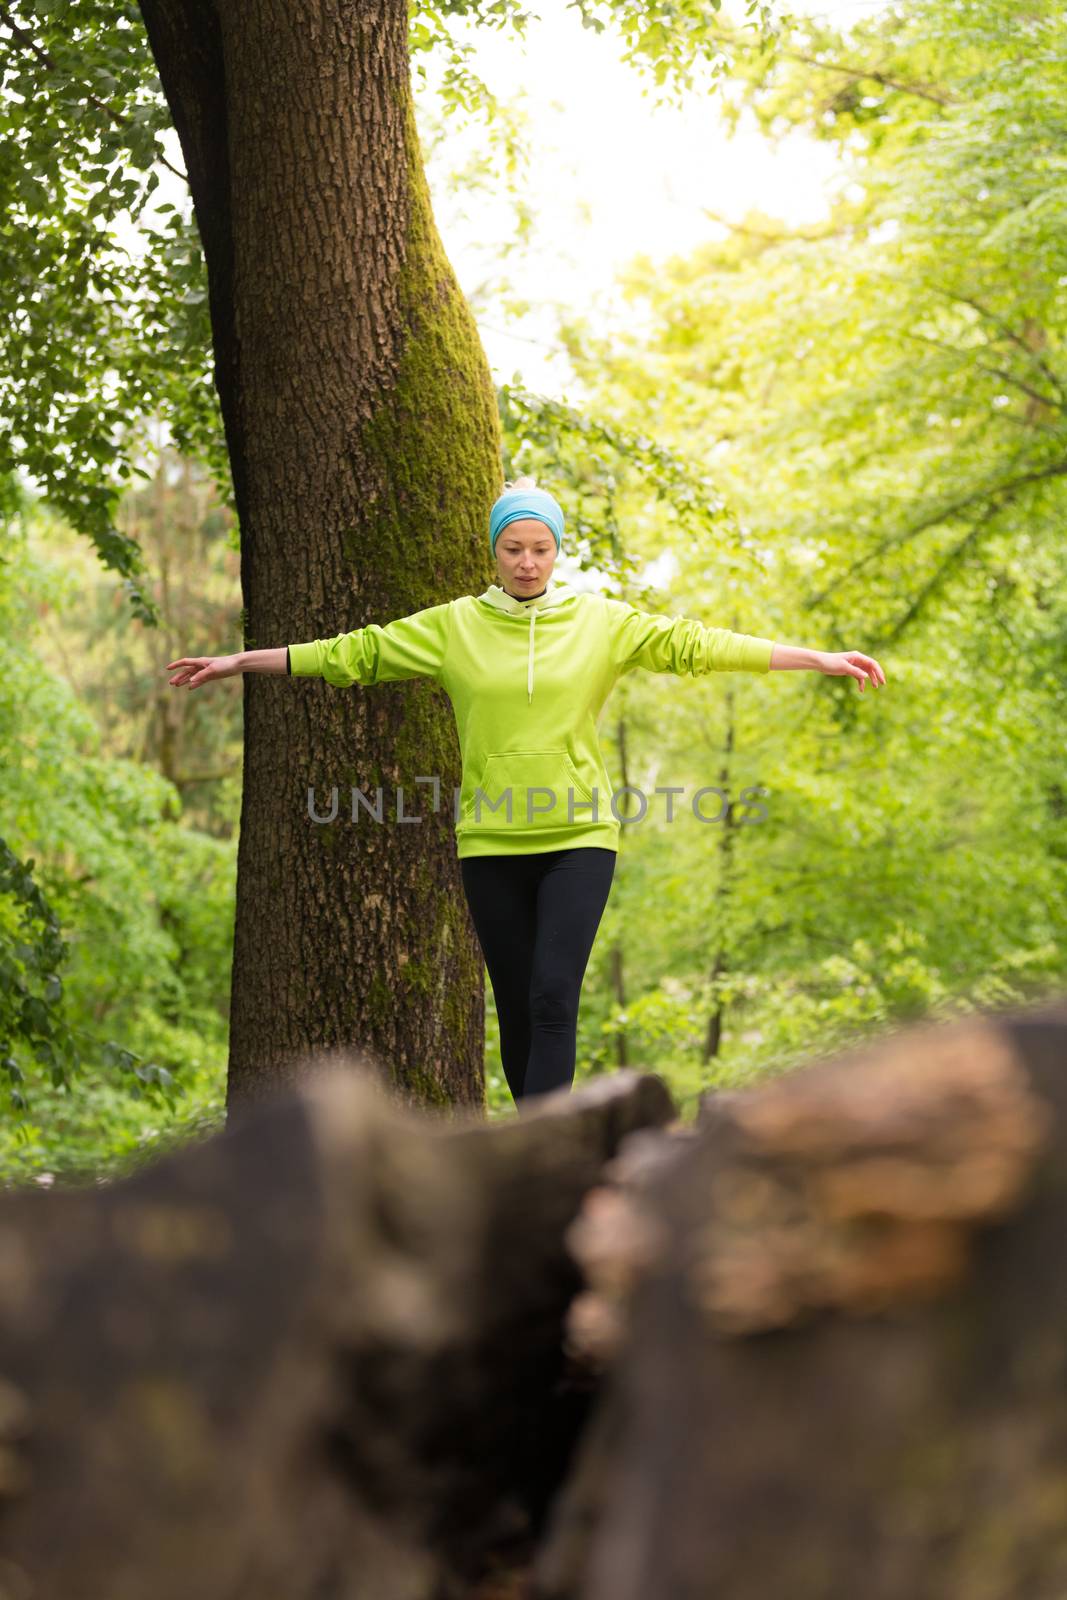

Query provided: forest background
[1,0,1063,1183]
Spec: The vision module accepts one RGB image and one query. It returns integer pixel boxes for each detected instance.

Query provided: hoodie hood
[476,577,578,703]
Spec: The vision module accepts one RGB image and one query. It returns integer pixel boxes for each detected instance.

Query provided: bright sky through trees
[419,0,897,392]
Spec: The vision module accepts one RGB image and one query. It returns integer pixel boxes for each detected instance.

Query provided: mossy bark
[135,0,499,1109]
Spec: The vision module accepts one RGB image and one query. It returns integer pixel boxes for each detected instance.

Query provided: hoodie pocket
[465,749,594,829]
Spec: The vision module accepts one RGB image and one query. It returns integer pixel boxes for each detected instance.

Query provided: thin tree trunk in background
[138,445,241,815]
[610,946,628,1069]
[703,942,726,1062]
[136,0,498,1110]
[606,509,631,1071]
[703,680,736,1065]
[149,453,181,785]
[611,713,630,1068]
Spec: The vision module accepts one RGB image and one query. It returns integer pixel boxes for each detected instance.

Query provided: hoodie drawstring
[477,580,573,707]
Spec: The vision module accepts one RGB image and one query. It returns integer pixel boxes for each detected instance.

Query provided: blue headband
[489,487,564,553]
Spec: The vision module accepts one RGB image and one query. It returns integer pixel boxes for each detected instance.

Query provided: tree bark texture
[135,0,501,1111]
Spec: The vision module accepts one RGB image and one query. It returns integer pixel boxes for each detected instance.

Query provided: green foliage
[0,2,226,622]
[494,0,1067,1114]
[0,834,79,1108]
[0,488,231,1184]
[410,1,538,120]
[412,0,780,106]
[565,0,780,97]
[497,380,771,585]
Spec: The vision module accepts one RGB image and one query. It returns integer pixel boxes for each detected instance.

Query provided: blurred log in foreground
[0,1058,675,1600]
[539,999,1067,1600]
[1,998,1066,1600]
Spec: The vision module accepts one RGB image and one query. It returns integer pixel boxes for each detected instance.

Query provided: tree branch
[945,291,1066,405]
[897,328,1065,414]
[702,21,956,108]
[699,208,847,245]
[879,500,999,645]
[802,455,1067,613]
[782,46,956,108]
[0,5,189,184]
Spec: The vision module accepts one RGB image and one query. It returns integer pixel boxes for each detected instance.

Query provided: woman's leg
[459,854,539,1104]
[523,847,617,1103]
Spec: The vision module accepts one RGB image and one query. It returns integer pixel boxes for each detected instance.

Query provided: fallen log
[537,999,1067,1600]
[4,996,1067,1600]
[0,1056,675,1600]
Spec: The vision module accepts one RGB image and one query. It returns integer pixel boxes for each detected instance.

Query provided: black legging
[460,846,617,1109]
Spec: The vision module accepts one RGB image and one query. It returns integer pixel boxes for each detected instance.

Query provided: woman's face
[495,519,558,597]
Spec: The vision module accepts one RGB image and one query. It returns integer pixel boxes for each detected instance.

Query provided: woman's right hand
[165,654,243,689]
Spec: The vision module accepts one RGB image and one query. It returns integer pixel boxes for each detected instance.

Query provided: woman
[166,478,886,1110]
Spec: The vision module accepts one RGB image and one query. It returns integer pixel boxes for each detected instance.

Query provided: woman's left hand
[816,651,886,693]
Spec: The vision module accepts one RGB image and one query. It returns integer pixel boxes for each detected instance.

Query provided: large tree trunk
[136,0,498,1109]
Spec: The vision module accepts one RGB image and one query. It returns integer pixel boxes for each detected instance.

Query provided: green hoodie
[288,578,776,858]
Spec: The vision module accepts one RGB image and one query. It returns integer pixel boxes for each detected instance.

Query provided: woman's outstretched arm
[769,644,886,693]
[165,648,288,689]
[167,600,455,692]
[604,599,887,694]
